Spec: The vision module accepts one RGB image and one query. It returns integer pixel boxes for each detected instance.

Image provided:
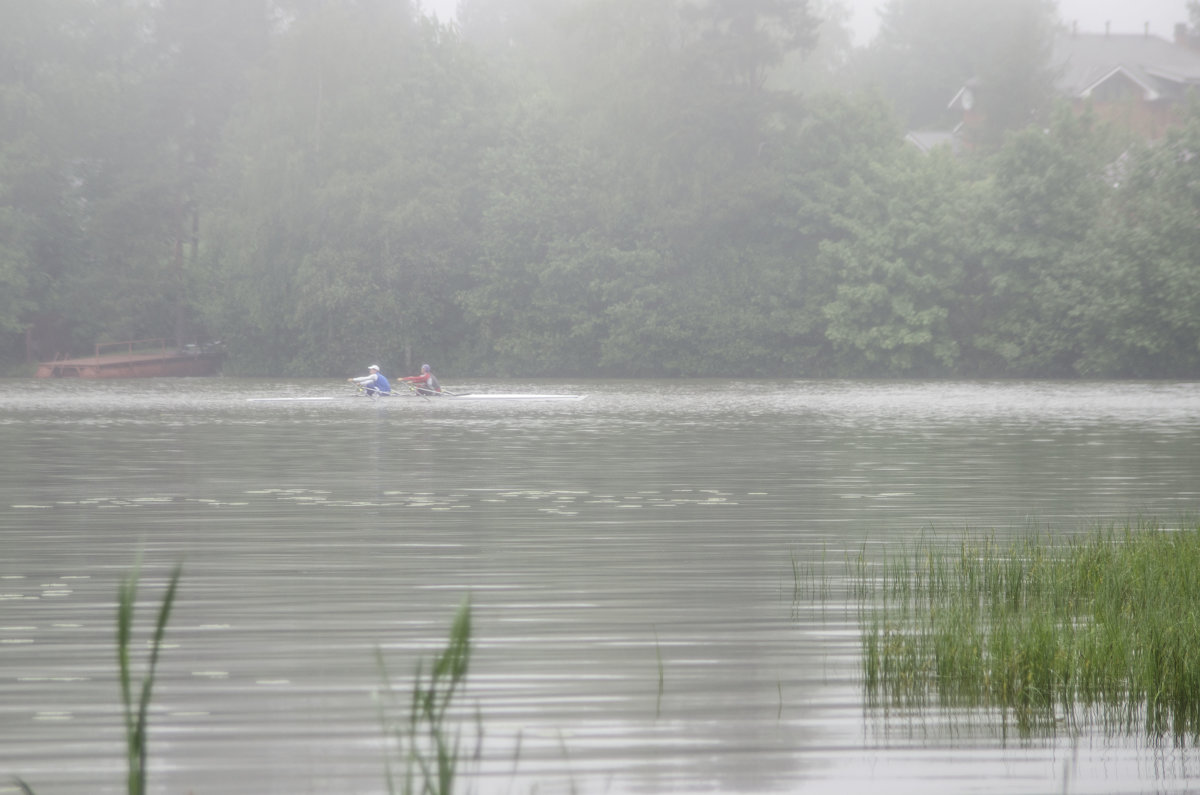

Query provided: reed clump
[12,568,483,795]
[856,519,1200,739]
[375,598,478,795]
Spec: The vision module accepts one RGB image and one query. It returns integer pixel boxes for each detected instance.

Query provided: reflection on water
[1,378,1199,794]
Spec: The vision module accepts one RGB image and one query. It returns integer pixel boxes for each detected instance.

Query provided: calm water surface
[2,378,1199,794]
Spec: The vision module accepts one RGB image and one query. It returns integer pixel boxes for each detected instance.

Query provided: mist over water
[2,378,1199,793]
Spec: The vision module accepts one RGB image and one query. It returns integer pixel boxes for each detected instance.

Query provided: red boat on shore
[35,338,223,378]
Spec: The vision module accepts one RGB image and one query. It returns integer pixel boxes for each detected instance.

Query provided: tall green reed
[12,567,496,795]
[11,563,181,795]
[118,562,182,795]
[375,598,477,795]
[852,519,1200,739]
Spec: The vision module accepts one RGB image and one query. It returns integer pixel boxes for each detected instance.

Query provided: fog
[7,0,1200,379]
[421,0,1193,45]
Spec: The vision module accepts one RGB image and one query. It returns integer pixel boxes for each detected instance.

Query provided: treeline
[2,0,1198,378]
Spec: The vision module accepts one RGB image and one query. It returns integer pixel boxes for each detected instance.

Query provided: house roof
[1053,32,1200,102]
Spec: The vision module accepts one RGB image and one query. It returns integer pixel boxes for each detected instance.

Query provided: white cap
[368,364,380,371]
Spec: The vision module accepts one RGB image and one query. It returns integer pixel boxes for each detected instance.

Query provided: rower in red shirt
[398,363,441,395]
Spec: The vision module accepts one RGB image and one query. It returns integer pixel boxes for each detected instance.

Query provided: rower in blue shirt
[348,364,391,397]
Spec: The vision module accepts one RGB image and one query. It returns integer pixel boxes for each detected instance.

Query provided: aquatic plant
[654,628,665,718]
[10,563,181,795]
[11,567,496,794]
[375,598,477,795]
[790,544,832,606]
[851,519,1200,739]
[118,562,182,795]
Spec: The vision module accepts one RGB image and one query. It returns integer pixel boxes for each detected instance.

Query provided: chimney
[1105,21,1110,37]
[1177,22,1189,46]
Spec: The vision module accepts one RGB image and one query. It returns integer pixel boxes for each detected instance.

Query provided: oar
[400,381,431,401]
[353,384,385,399]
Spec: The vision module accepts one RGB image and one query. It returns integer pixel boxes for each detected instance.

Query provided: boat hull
[36,338,223,379]
[247,392,587,403]
[35,353,222,379]
[423,393,585,401]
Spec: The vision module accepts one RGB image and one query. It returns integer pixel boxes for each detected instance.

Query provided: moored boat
[36,339,223,378]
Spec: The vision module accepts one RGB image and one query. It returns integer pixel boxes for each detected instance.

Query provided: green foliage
[10,561,182,795]
[962,107,1123,375]
[0,0,268,361]
[820,146,968,375]
[4,0,1200,378]
[853,521,1200,739]
[1062,99,1200,376]
[207,5,488,374]
[375,599,475,795]
[14,564,484,795]
[117,563,182,795]
[0,0,93,359]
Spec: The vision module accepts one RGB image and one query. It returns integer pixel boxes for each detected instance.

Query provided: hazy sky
[419,0,1193,46]
[839,0,1190,43]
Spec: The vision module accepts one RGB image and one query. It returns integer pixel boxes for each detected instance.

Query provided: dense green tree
[601,92,902,377]
[5,0,1199,379]
[856,0,1058,140]
[680,0,818,90]
[0,0,138,361]
[461,96,618,374]
[819,145,968,375]
[0,1,63,357]
[207,2,494,375]
[0,0,278,365]
[145,0,274,345]
[962,107,1121,375]
[462,0,840,376]
[1061,100,1200,376]
[771,0,857,94]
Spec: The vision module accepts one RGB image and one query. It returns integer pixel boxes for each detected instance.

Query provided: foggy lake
[2,377,1199,794]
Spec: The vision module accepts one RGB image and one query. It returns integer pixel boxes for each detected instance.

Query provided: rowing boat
[246,391,586,402]
[388,391,586,401]
[245,396,336,402]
